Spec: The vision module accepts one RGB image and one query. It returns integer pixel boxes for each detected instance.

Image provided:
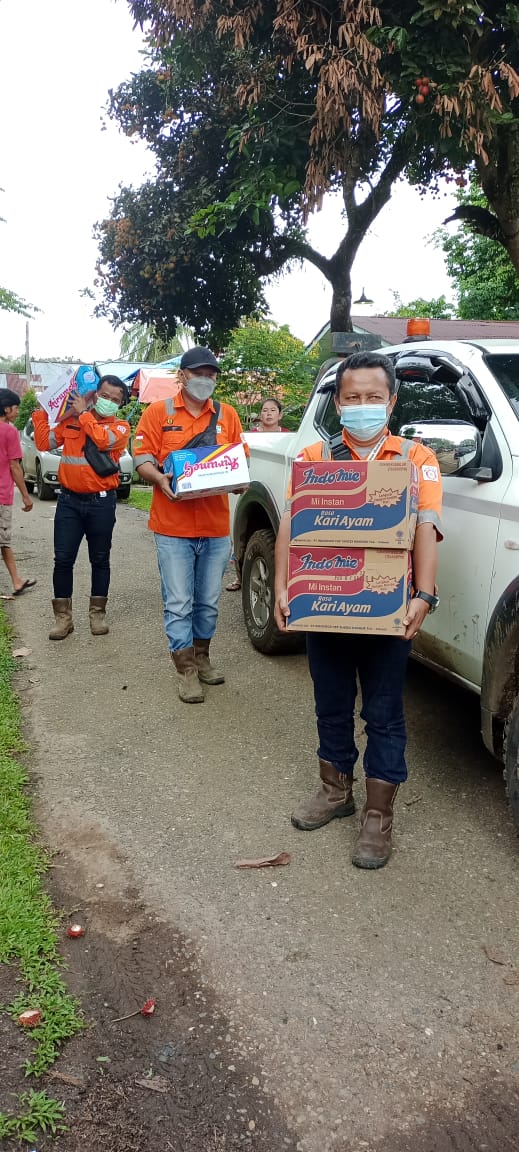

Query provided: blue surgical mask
[339,403,388,441]
[95,396,119,417]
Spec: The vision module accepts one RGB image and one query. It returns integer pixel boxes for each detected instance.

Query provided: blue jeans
[53,487,117,598]
[306,631,412,784]
[155,534,231,652]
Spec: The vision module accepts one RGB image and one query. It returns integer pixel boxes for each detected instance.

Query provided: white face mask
[184,374,216,402]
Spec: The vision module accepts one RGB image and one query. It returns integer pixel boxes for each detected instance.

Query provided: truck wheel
[241,528,304,655]
[36,462,55,501]
[504,701,519,834]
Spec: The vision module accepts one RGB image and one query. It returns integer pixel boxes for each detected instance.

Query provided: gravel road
[6,491,519,1152]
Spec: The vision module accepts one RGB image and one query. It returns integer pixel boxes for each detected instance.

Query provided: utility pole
[25,320,31,392]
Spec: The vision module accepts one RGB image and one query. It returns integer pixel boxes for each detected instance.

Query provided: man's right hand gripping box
[290,458,418,549]
[286,546,412,636]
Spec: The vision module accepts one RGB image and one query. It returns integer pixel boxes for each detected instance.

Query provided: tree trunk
[293,137,409,331]
[477,124,519,276]
[330,270,353,332]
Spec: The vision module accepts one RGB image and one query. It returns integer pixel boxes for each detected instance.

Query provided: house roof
[310,317,519,349]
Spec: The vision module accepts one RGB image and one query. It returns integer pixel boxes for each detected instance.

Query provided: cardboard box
[287,545,412,636]
[163,442,250,500]
[290,458,418,549]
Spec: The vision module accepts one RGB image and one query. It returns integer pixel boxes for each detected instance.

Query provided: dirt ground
[2,495,519,1151]
[2,827,518,1152]
[1,835,297,1152]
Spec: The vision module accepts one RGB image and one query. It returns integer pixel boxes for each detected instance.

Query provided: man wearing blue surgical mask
[134,346,245,703]
[274,352,443,870]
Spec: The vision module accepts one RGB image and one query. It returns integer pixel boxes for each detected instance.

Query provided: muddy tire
[504,699,519,834]
[241,528,304,655]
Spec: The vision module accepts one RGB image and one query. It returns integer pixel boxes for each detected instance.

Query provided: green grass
[128,486,152,512]
[0,1090,67,1142]
[0,606,83,1136]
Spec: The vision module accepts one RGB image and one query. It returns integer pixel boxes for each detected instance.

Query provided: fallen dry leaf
[482,944,509,966]
[135,1075,170,1093]
[235,851,292,869]
[503,971,519,986]
[12,646,32,658]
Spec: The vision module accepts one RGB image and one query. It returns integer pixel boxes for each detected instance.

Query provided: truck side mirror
[399,420,481,476]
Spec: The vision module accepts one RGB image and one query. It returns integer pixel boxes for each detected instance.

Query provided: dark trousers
[53,488,117,599]
[306,631,412,784]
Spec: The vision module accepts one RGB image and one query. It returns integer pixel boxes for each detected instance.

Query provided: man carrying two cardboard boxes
[133,347,247,703]
[274,352,443,870]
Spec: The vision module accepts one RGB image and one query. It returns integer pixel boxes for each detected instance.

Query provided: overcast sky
[0,0,457,362]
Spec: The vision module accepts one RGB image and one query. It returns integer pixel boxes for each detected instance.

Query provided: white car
[20,418,133,500]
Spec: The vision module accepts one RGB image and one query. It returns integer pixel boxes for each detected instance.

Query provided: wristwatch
[413,589,440,613]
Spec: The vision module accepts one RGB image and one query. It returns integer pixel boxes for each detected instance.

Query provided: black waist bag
[83,434,119,478]
[161,402,221,472]
[183,401,220,450]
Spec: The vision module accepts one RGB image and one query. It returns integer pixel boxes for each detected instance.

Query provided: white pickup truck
[231,338,519,831]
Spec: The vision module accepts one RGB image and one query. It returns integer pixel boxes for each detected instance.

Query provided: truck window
[485,354,519,417]
[389,378,479,477]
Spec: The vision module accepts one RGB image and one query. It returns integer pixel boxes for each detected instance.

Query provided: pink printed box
[290,459,418,549]
[163,442,250,500]
[287,545,412,636]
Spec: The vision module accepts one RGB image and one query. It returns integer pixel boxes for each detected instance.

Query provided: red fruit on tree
[415,78,423,87]
[420,85,430,96]
[415,94,425,105]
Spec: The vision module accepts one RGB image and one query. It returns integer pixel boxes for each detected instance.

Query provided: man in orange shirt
[33,375,130,639]
[134,347,245,703]
[274,352,443,869]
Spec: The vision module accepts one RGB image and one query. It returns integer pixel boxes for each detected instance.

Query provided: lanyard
[366,434,388,461]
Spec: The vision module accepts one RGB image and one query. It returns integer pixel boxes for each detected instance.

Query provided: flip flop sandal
[13,579,37,596]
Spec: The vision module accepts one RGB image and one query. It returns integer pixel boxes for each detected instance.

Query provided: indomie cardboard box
[287,546,412,636]
[163,442,250,500]
[290,458,418,549]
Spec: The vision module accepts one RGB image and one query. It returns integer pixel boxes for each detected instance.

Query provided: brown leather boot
[193,638,225,684]
[49,598,74,640]
[171,647,205,703]
[352,779,399,870]
[291,759,355,830]
[89,596,109,635]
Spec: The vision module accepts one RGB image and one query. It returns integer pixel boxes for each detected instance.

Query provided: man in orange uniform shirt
[275,352,443,869]
[133,347,245,703]
[33,375,130,639]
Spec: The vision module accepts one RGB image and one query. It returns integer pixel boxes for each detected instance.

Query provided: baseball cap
[180,346,221,373]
